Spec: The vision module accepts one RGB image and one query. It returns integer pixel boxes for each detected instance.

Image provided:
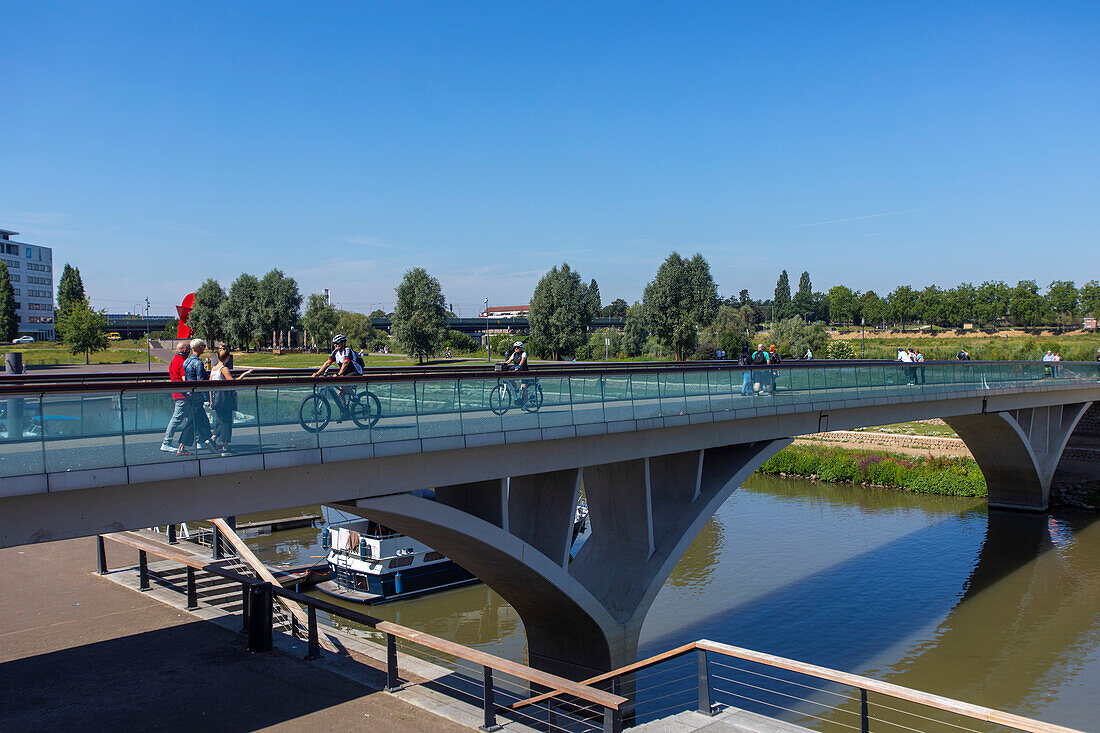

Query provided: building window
[26,247,32,258]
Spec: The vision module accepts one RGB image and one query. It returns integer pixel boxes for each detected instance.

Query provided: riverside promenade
[0,536,466,731]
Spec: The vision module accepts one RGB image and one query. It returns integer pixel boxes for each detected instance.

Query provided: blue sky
[2,2,1097,315]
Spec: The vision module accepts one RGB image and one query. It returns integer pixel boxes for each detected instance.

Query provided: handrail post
[479,665,501,731]
[186,566,198,610]
[603,706,622,733]
[385,633,400,691]
[247,581,273,652]
[96,535,108,575]
[305,605,321,660]
[697,648,715,715]
[860,688,869,733]
[138,550,150,591]
[240,582,250,633]
[167,523,177,544]
[212,524,222,560]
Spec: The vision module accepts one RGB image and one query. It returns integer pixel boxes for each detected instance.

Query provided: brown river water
[241,476,1100,731]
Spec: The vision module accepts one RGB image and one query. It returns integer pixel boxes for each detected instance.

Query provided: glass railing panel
[0,392,44,476]
[122,386,200,462]
[570,376,605,424]
[222,385,262,454]
[706,370,733,413]
[458,378,503,435]
[731,367,755,407]
[683,372,711,414]
[42,391,124,472]
[771,367,795,405]
[414,380,462,439]
[369,381,420,443]
[534,377,573,429]
[498,375,540,431]
[256,384,320,453]
[630,373,662,419]
[602,375,633,422]
[805,367,827,399]
[658,373,687,417]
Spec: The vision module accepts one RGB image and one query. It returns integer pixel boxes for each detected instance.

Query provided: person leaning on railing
[208,348,253,456]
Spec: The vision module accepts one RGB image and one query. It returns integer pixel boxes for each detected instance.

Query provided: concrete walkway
[0,536,468,731]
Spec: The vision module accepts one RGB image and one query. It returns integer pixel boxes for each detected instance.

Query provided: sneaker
[160,442,177,453]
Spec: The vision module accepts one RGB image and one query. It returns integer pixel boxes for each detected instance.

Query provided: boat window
[388,556,414,569]
[424,551,445,562]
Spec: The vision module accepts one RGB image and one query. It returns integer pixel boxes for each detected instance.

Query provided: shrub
[827,340,858,359]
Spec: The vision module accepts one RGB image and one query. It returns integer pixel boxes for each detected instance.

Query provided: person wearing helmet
[503,340,530,405]
[312,334,364,419]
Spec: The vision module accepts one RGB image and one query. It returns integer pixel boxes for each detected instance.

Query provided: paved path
[0,537,468,731]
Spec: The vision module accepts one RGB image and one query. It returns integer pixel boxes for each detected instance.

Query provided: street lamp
[861,317,866,360]
[484,298,490,363]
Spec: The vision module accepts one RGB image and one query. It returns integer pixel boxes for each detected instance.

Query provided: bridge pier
[946,403,1092,511]
[335,438,788,679]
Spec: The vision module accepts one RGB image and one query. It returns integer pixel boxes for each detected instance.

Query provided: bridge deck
[1,361,1098,498]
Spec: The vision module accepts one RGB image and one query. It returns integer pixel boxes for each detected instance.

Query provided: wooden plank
[210,518,339,654]
[234,514,322,532]
[510,641,698,710]
[697,640,1083,733]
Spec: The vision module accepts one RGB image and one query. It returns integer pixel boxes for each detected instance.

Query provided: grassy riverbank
[759,444,987,497]
[0,341,162,365]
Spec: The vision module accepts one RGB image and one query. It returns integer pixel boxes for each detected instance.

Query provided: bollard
[5,352,25,442]
[306,605,321,660]
[186,566,198,610]
[138,550,150,590]
[96,536,108,575]
[385,633,400,691]
[167,524,177,545]
[241,582,250,633]
[479,665,501,732]
[247,582,273,652]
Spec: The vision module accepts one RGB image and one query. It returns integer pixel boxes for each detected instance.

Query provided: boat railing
[511,639,1083,733]
[97,531,628,733]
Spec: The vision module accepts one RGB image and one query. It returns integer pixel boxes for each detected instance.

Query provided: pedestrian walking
[178,338,216,455]
[915,350,925,385]
[208,348,254,455]
[751,343,768,394]
[768,344,780,393]
[739,344,753,395]
[160,341,190,452]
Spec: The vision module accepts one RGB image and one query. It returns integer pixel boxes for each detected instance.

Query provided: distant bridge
[1,360,1097,678]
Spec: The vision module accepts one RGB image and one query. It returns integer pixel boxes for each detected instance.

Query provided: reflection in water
[243,476,1100,730]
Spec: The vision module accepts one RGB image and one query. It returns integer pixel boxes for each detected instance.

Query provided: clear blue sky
[2,2,1097,315]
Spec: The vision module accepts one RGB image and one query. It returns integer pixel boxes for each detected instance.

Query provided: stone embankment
[794,430,972,458]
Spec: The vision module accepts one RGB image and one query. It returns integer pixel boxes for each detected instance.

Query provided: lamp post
[484,298,490,363]
[861,317,866,360]
[145,297,151,370]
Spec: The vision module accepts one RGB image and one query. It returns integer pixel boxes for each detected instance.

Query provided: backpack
[770,352,781,365]
[752,350,767,365]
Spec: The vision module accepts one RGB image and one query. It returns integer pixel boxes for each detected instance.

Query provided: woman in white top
[209,347,253,455]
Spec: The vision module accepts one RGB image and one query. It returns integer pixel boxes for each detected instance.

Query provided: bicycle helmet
[332,334,347,345]
[513,341,523,348]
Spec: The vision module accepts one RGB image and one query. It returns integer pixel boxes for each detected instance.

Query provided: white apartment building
[0,228,55,340]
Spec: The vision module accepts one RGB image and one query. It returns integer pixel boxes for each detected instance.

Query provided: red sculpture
[176,293,195,339]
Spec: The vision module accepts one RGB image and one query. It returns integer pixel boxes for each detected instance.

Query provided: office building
[0,228,55,340]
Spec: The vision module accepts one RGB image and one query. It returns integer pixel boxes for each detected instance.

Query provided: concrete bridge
[2,361,1097,678]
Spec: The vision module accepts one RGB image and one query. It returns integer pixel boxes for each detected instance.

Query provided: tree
[975,280,1011,326]
[827,285,859,325]
[1046,281,1079,323]
[301,293,339,348]
[859,290,888,328]
[56,264,86,340]
[392,267,447,364]
[529,263,595,360]
[642,252,719,361]
[600,298,629,319]
[887,286,918,329]
[773,270,792,321]
[791,271,814,320]
[702,304,754,357]
[945,283,977,327]
[586,279,601,321]
[1080,280,1100,319]
[257,269,302,347]
[336,310,380,350]
[188,279,227,344]
[223,273,262,348]
[1008,280,1044,326]
[917,285,946,327]
[622,302,648,357]
[0,262,17,342]
[59,298,108,364]
[769,316,827,359]
[368,308,387,319]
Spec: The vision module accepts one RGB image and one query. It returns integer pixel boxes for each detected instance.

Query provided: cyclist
[503,341,531,405]
[312,334,365,418]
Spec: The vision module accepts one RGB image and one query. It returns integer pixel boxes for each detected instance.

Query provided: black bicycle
[299,383,382,433]
[488,371,543,415]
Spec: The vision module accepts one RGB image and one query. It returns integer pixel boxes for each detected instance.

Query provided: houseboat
[316,504,590,604]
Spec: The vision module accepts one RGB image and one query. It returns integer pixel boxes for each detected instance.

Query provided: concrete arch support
[334,438,788,679]
[946,402,1092,511]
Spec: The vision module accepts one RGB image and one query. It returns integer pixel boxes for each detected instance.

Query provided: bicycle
[488,370,543,415]
[299,380,382,433]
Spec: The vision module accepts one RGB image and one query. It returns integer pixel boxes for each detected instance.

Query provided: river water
[242,477,1100,731]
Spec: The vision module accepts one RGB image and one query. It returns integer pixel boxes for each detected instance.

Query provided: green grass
[759,444,987,497]
[1,341,163,365]
[842,333,1100,361]
[231,352,488,368]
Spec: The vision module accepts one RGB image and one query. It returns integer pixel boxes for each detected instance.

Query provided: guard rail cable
[513,639,1082,733]
[97,531,628,733]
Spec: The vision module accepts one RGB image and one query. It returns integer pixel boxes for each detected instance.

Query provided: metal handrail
[0,359,1086,396]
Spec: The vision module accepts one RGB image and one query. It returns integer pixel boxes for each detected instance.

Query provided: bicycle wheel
[488,383,510,415]
[299,394,331,433]
[351,391,382,429]
[522,383,543,413]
